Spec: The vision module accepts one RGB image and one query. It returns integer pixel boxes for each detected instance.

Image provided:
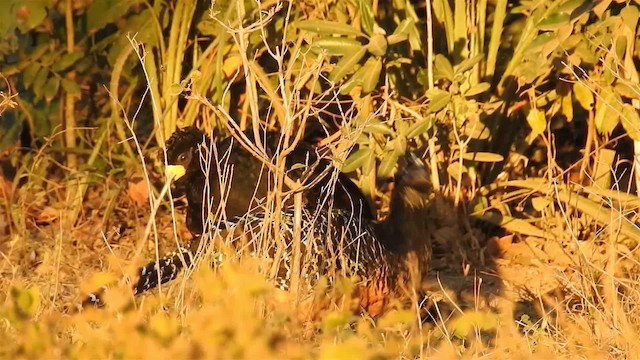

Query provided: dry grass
[3,110,640,359]
[3,4,640,360]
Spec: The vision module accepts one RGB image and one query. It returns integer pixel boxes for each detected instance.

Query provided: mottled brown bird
[164,126,373,236]
[80,128,432,317]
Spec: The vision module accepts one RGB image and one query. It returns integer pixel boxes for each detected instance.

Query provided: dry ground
[3,158,639,359]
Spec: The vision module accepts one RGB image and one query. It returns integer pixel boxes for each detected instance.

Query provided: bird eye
[178,153,187,162]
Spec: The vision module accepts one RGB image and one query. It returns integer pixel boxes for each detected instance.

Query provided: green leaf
[378,150,400,179]
[455,53,484,74]
[388,18,414,45]
[537,13,570,31]
[615,82,640,100]
[526,32,557,54]
[23,62,41,88]
[329,46,367,83]
[361,118,394,135]
[360,57,382,93]
[363,147,376,176]
[392,18,414,37]
[43,76,60,101]
[406,117,435,138]
[358,0,375,36]
[32,67,49,101]
[366,34,387,56]
[87,0,142,32]
[556,0,587,14]
[311,37,363,56]
[425,88,451,114]
[434,54,454,81]
[343,147,373,173]
[573,82,594,110]
[561,89,573,121]
[621,104,640,140]
[464,82,491,97]
[296,20,364,37]
[526,108,546,138]
[621,5,639,31]
[594,86,621,135]
[15,0,50,33]
[52,52,84,72]
[61,78,81,97]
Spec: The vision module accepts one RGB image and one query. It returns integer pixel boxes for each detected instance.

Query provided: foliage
[2,0,640,358]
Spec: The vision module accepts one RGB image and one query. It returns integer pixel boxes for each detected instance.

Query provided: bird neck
[380,184,429,251]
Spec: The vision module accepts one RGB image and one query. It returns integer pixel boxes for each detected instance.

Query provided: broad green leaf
[426,88,451,114]
[367,34,387,56]
[434,54,454,81]
[378,150,400,179]
[621,5,639,31]
[573,82,594,110]
[52,52,84,72]
[312,38,363,56]
[561,89,573,121]
[615,82,640,100]
[594,86,620,135]
[15,0,49,32]
[388,18,414,45]
[406,117,435,138]
[557,0,588,14]
[32,67,49,100]
[621,104,640,140]
[23,62,41,88]
[447,161,467,180]
[329,46,367,83]
[386,33,408,45]
[61,79,81,97]
[455,53,484,74]
[296,20,364,37]
[526,32,557,54]
[343,147,373,173]
[43,76,60,101]
[392,18,415,37]
[526,108,546,138]
[87,0,142,32]
[360,57,382,93]
[537,13,570,31]
[361,118,394,135]
[362,147,376,175]
[462,152,504,163]
[464,82,491,97]
[358,0,375,36]
[531,197,551,211]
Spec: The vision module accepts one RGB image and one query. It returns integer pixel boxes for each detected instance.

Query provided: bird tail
[78,236,202,310]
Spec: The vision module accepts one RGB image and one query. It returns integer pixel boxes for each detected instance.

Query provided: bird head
[395,152,431,194]
[165,126,209,181]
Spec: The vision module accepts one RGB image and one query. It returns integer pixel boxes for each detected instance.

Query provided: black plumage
[80,127,431,315]
[164,126,373,236]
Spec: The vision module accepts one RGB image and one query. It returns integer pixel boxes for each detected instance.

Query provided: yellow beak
[166,165,186,180]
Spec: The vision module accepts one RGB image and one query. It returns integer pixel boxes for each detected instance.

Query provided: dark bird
[79,128,432,316]
[164,126,373,236]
